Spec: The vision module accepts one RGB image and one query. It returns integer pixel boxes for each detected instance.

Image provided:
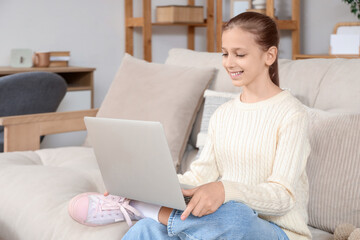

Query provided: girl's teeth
[230,71,243,77]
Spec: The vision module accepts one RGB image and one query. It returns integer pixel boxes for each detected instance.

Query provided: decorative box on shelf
[156,5,204,23]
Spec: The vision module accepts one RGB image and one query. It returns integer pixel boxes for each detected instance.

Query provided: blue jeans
[122,201,289,240]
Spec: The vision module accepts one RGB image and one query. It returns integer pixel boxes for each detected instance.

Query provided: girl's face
[221,27,275,88]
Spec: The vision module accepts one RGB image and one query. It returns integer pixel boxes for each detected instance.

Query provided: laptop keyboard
[184,196,192,205]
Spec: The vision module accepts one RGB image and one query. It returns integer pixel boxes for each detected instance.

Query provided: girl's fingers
[181,182,224,220]
[194,201,212,217]
[181,195,200,220]
[191,204,201,217]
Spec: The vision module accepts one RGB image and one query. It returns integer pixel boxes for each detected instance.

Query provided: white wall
[301,0,358,54]
[0,0,358,143]
[0,0,124,110]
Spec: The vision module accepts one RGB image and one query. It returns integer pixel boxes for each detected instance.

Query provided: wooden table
[0,66,95,108]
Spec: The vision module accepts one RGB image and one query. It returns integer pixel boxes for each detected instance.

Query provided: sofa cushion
[179,143,199,174]
[196,90,238,149]
[0,147,131,240]
[308,226,333,240]
[313,58,360,113]
[278,59,335,108]
[306,108,360,233]
[95,54,215,170]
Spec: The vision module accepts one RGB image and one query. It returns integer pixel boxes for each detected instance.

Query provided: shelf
[126,17,207,27]
[67,86,93,91]
[152,21,207,27]
[125,0,215,62]
[276,20,297,30]
[0,66,95,75]
[220,19,297,31]
[294,54,360,60]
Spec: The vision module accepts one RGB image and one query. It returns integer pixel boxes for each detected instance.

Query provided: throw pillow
[196,90,239,148]
[194,90,238,160]
[94,54,215,170]
[305,107,360,233]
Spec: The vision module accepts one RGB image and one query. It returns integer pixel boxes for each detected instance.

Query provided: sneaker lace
[97,195,142,227]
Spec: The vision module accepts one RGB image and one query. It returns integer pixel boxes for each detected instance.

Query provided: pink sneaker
[68,192,143,227]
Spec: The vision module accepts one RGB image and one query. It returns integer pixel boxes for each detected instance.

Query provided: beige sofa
[0,48,359,240]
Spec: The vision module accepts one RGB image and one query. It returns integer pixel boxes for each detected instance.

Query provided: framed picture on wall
[230,0,252,18]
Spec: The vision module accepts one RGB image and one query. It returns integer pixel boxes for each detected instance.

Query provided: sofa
[0,48,359,240]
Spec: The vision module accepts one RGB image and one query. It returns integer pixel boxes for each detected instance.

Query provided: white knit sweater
[178,90,312,240]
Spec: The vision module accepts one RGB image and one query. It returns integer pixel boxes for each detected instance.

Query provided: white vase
[252,0,266,10]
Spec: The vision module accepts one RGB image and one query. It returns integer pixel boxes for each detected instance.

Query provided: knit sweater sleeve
[178,115,220,186]
[221,111,310,216]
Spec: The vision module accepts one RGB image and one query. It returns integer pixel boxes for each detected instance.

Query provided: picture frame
[230,0,252,18]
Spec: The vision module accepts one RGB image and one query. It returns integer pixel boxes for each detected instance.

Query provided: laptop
[84,117,194,211]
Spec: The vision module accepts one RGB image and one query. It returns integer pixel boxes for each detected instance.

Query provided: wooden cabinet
[0,66,95,108]
[125,0,215,62]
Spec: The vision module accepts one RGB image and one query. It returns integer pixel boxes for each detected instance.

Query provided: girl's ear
[265,46,277,66]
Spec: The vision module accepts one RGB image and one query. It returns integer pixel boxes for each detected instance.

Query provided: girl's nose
[224,55,236,69]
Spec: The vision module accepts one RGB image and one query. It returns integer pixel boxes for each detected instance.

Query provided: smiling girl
[69,12,311,240]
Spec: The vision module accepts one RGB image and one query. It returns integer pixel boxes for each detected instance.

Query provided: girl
[69,12,311,240]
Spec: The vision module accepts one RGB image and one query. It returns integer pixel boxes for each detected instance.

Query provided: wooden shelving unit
[125,0,215,62]
[216,0,301,59]
[125,0,300,61]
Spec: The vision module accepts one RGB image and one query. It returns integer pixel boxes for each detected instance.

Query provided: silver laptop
[84,117,193,211]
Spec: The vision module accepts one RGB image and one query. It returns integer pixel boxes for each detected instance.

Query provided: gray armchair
[0,72,67,152]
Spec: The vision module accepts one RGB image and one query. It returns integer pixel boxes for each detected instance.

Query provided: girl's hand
[181,181,225,220]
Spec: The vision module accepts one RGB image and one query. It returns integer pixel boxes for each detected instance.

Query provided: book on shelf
[50,51,70,56]
[49,51,70,67]
[49,61,69,67]
[50,56,70,61]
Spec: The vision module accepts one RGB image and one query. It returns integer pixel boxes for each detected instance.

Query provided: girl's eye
[222,53,228,57]
[236,54,245,57]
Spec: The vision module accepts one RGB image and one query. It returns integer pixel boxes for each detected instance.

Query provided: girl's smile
[229,70,244,79]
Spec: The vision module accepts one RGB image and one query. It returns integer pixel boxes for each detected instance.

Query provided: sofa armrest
[0,109,98,152]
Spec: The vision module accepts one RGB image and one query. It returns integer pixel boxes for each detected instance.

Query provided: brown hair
[223,12,280,86]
